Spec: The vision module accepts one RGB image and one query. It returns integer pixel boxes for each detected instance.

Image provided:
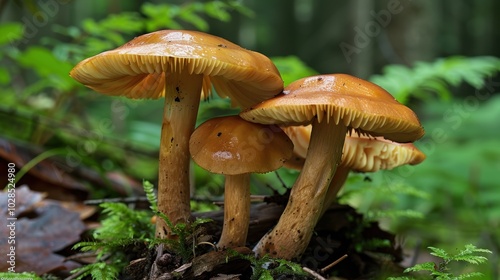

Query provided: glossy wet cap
[189,115,293,175]
[240,74,424,142]
[70,30,283,108]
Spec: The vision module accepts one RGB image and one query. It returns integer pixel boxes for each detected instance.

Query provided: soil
[121,202,405,280]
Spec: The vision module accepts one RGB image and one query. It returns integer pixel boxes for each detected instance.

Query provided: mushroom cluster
[70,30,283,239]
[240,74,425,259]
[71,30,426,260]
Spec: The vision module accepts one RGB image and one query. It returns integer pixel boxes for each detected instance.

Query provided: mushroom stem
[320,165,350,217]
[217,174,251,249]
[156,72,203,238]
[254,119,347,260]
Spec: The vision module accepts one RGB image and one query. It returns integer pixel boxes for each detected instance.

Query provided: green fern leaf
[71,262,119,280]
[370,56,500,104]
[428,246,450,259]
[403,261,436,273]
[143,180,158,212]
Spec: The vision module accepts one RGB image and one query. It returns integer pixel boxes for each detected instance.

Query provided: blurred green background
[1,0,499,278]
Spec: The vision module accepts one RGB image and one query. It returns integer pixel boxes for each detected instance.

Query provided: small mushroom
[189,115,293,249]
[70,30,283,238]
[240,74,424,259]
[282,125,426,216]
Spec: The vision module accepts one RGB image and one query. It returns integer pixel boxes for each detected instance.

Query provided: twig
[274,170,288,189]
[319,254,348,274]
[65,251,97,262]
[197,241,218,251]
[212,195,269,206]
[302,267,327,280]
[84,196,149,205]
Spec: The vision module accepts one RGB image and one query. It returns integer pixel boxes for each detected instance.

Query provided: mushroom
[240,74,424,259]
[189,115,293,249]
[282,125,426,216]
[70,30,283,238]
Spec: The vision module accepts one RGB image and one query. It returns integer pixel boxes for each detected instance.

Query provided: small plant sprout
[388,244,492,280]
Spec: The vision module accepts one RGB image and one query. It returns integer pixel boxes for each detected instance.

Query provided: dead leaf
[0,186,86,274]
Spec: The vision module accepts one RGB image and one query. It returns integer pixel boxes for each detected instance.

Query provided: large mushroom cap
[189,115,293,175]
[70,30,283,108]
[241,74,424,142]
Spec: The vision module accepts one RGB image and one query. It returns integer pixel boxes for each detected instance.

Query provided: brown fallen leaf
[0,186,86,274]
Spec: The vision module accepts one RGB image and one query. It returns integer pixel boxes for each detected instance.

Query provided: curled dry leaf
[0,186,86,274]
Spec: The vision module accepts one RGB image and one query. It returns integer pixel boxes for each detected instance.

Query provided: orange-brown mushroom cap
[70,30,283,108]
[241,74,424,142]
[189,115,293,174]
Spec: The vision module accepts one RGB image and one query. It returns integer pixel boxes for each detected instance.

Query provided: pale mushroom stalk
[320,165,350,217]
[156,72,203,238]
[254,119,347,259]
[218,174,251,249]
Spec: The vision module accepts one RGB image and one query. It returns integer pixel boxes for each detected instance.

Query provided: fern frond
[143,180,158,212]
[429,246,450,259]
[449,244,492,264]
[400,244,492,279]
[370,56,500,104]
[72,241,102,252]
[403,261,436,273]
[71,262,120,280]
[96,202,154,240]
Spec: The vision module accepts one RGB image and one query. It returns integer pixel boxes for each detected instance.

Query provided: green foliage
[141,1,253,32]
[51,1,252,61]
[71,181,212,279]
[1,0,254,189]
[0,272,42,280]
[95,202,154,241]
[144,180,212,262]
[243,254,307,280]
[71,201,154,279]
[271,56,318,86]
[370,56,500,103]
[71,262,121,280]
[388,244,492,280]
[0,22,24,46]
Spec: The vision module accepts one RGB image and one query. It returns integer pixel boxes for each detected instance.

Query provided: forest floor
[0,137,407,279]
